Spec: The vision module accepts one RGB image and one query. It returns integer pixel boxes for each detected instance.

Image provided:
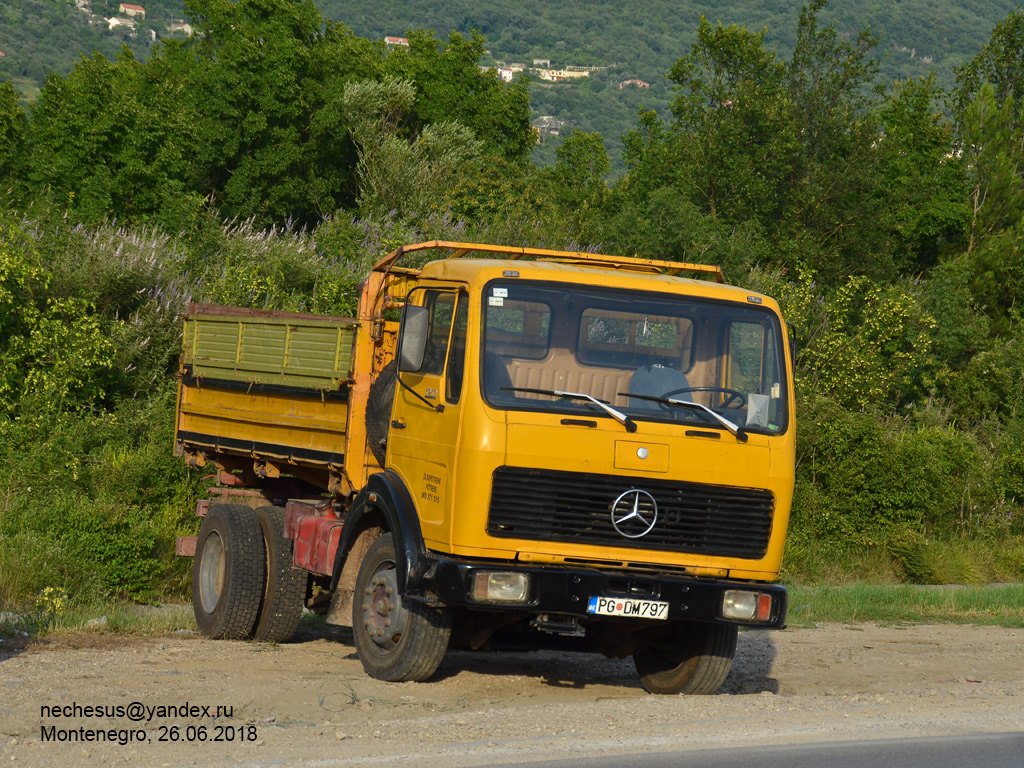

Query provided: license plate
[587,596,669,620]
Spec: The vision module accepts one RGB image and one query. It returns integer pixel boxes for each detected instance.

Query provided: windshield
[481,281,788,435]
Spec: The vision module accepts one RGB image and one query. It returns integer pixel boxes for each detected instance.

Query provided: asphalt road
[497,732,1024,768]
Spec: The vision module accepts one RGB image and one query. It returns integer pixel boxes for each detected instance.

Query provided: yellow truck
[175,241,795,694]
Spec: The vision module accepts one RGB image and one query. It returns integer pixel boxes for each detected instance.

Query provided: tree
[382,30,534,163]
[952,8,1024,129]
[788,0,880,173]
[961,84,1024,254]
[956,83,1024,331]
[183,0,382,224]
[872,76,969,273]
[24,51,151,223]
[342,77,482,220]
[0,82,26,184]
[667,17,797,227]
[621,109,675,192]
[785,0,884,275]
[605,19,796,270]
[551,129,609,219]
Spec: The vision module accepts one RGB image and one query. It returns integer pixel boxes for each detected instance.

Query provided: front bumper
[416,556,787,629]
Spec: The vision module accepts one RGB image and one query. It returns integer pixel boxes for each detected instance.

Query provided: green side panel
[183,314,357,390]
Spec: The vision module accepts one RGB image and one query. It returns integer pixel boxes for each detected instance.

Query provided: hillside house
[619,79,650,89]
[537,68,589,82]
[496,66,514,82]
[118,3,145,19]
[533,58,550,67]
[106,16,136,31]
[532,115,566,142]
[168,22,194,36]
[384,36,410,48]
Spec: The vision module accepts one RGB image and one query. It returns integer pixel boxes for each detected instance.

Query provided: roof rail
[371,241,725,282]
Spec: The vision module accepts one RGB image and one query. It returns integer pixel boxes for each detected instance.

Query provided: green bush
[755,269,938,411]
[948,319,1024,426]
[0,389,202,605]
[792,395,1008,543]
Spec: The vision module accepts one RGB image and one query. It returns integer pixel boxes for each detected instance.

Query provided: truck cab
[390,257,792,571]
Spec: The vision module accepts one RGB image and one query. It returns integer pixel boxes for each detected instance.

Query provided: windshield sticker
[488,296,504,307]
[746,393,770,427]
[493,287,509,298]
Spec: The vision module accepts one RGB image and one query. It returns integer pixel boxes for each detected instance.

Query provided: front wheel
[633,622,737,695]
[352,534,451,682]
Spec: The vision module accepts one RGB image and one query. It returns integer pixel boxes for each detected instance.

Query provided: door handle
[391,420,407,429]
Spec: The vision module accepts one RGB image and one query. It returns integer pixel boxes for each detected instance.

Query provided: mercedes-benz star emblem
[610,489,658,538]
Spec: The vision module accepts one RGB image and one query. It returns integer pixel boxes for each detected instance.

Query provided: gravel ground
[2,622,1022,766]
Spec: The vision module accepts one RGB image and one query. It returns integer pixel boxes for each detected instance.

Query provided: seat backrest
[628,363,691,408]
[484,351,514,401]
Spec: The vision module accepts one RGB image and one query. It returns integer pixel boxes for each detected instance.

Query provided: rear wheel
[633,622,737,695]
[252,505,306,643]
[192,504,265,639]
[352,534,451,681]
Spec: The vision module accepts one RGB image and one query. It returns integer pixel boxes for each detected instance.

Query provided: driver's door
[387,288,468,549]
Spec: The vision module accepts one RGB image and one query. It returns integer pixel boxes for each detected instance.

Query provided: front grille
[487,466,774,559]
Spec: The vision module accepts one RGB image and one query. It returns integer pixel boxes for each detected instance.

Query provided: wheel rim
[198,530,226,614]
[361,563,409,652]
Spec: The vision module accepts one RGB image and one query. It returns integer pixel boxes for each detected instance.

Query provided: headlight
[722,589,773,622]
[471,572,530,604]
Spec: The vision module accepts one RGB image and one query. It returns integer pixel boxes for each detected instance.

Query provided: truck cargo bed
[175,304,357,476]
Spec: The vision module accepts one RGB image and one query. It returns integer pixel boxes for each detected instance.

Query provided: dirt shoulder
[2,623,1022,767]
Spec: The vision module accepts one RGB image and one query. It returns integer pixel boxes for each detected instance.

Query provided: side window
[728,320,784,428]
[421,291,456,376]
[728,321,769,393]
[445,296,469,404]
[485,299,551,359]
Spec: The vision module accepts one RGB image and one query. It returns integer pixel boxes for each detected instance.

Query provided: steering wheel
[662,386,747,408]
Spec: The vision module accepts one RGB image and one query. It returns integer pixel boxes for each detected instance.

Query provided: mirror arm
[397,374,444,412]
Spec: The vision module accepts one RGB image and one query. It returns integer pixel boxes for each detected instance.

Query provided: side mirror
[398,305,429,372]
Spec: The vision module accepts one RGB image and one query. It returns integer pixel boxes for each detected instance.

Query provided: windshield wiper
[502,387,638,433]
[619,392,748,443]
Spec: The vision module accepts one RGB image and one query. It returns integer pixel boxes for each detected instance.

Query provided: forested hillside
[1,0,1020,167]
[323,0,1022,165]
[324,0,1016,84]
[0,0,188,98]
[1,0,1024,607]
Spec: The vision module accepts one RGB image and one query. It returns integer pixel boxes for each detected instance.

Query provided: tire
[352,534,452,682]
[365,360,398,467]
[252,505,306,643]
[633,622,738,695]
[192,504,266,640]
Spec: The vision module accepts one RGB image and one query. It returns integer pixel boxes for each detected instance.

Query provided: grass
[782,536,1024,586]
[0,601,337,651]
[3,584,1023,654]
[0,601,195,644]
[787,583,1024,628]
